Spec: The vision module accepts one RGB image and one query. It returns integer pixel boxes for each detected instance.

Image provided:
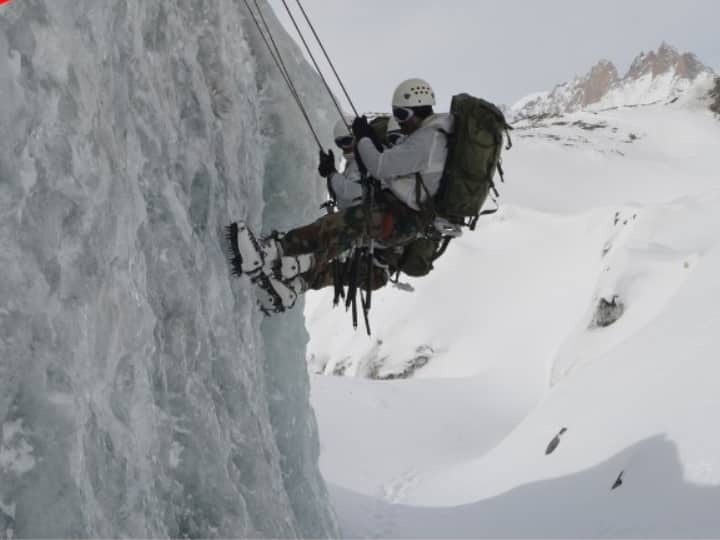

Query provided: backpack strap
[434,237,453,260]
[504,126,514,150]
[414,172,437,224]
[319,199,347,306]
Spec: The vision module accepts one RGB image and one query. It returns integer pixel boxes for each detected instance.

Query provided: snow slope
[306,86,720,536]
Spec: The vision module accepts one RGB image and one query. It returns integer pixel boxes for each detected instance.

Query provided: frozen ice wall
[0,1,337,537]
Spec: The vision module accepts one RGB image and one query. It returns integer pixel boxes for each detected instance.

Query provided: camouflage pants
[280,195,426,269]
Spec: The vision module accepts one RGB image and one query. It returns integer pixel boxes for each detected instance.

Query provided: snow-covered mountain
[512,43,716,118]
[305,55,720,537]
[0,1,339,537]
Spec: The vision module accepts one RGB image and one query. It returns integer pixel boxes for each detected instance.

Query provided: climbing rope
[279,0,350,131]
[244,0,361,139]
[243,0,375,333]
[294,0,359,118]
[243,0,323,149]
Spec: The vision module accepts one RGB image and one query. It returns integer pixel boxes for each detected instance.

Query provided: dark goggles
[387,132,404,145]
[392,106,415,123]
[334,135,354,148]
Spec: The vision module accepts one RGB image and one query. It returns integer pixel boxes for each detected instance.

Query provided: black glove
[318,149,336,178]
[352,116,384,152]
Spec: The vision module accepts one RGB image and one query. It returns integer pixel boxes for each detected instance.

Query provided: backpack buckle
[433,217,463,238]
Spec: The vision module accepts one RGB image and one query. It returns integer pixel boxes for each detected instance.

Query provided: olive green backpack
[369,115,394,147]
[432,93,512,229]
[400,94,511,278]
[397,237,441,277]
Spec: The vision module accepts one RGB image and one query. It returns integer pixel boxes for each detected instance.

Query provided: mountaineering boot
[225,221,281,279]
[255,275,306,315]
[226,221,314,281]
[277,253,314,281]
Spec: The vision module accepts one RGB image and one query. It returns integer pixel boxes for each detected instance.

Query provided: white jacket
[357,113,453,211]
[328,154,364,209]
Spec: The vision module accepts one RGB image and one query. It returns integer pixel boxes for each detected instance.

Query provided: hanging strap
[360,280,372,335]
[320,199,346,307]
[332,258,344,306]
[345,249,361,330]
[354,169,374,335]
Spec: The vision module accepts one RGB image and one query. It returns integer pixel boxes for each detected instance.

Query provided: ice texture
[0,1,337,537]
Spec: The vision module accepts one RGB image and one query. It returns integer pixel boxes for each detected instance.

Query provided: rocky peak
[675,52,708,80]
[580,59,620,107]
[512,43,715,118]
[626,42,707,81]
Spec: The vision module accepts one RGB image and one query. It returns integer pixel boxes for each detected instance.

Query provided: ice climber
[298,113,392,298]
[320,114,363,210]
[320,114,404,211]
[294,114,414,302]
[227,78,453,313]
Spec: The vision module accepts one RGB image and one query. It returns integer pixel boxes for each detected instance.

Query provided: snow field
[307,98,720,537]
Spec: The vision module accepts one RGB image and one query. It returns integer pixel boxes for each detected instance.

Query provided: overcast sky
[266,0,719,114]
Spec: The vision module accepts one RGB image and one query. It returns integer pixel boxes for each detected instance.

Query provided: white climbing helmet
[333,114,353,141]
[391,78,436,108]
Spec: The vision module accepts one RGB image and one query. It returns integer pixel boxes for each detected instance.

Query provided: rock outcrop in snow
[710,77,720,115]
